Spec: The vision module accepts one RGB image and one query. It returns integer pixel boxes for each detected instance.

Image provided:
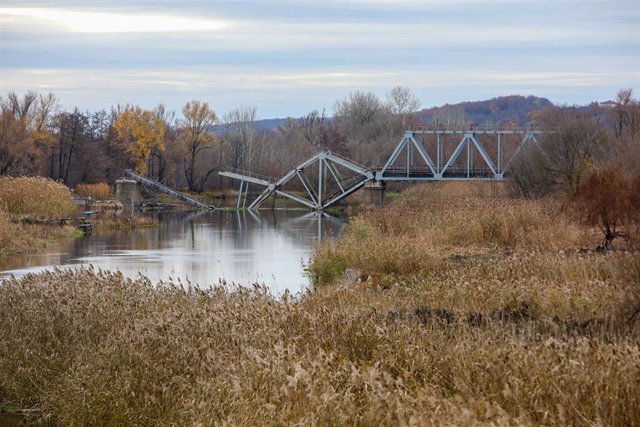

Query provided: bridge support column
[116,179,142,208]
[363,180,385,206]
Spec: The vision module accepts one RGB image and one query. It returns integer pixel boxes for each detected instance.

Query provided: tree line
[0,87,421,192]
[1,87,638,203]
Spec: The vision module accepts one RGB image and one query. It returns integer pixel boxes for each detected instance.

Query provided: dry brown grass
[1,182,638,426]
[96,213,159,229]
[310,182,590,285]
[0,176,75,219]
[0,262,638,426]
[75,182,112,200]
[0,208,36,256]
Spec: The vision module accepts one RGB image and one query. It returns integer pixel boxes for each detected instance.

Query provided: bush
[75,182,112,200]
[575,164,640,249]
[0,176,75,218]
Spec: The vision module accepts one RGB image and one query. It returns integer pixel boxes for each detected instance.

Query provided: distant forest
[0,88,634,192]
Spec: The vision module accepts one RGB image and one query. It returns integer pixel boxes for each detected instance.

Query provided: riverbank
[1,183,638,425]
[0,177,79,257]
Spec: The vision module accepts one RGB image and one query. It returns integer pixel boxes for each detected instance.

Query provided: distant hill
[235,95,554,132]
[253,118,293,132]
[419,95,554,127]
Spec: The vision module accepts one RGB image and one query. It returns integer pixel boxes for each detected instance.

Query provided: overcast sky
[1,0,639,118]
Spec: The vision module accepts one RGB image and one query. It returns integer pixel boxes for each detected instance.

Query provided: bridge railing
[224,168,279,184]
[408,124,541,133]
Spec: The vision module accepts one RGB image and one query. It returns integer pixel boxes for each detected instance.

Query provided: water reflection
[0,210,348,294]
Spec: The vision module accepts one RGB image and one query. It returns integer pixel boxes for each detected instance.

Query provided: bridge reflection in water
[0,210,347,294]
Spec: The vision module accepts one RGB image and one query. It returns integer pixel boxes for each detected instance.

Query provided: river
[0,210,348,294]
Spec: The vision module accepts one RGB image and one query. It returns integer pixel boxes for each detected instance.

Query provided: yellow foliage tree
[113,107,165,175]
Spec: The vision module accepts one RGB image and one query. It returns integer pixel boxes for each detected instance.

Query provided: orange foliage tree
[113,107,165,176]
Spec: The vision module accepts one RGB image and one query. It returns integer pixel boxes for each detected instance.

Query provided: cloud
[0,7,228,33]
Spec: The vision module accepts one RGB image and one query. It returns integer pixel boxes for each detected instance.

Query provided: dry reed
[1,181,638,426]
[0,176,75,218]
[75,183,112,200]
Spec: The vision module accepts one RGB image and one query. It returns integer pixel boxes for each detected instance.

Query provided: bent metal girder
[219,128,544,210]
[219,151,375,210]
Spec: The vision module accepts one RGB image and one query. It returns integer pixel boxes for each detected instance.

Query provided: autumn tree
[0,91,58,175]
[113,107,166,176]
[180,101,219,192]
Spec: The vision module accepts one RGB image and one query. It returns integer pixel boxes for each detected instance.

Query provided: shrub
[575,164,640,249]
[0,176,75,218]
[75,182,112,200]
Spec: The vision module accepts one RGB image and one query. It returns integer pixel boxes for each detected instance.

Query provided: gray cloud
[1,0,638,117]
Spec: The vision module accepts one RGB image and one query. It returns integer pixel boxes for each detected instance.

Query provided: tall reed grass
[0,176,75,218]
[0,208,36,256]
[309,182,589,285]
[1,181,638,425]
[75,182,112,200]
[0,264,637,426]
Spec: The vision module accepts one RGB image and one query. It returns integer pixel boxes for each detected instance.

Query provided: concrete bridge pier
[116,179,142,208]
[363,180,385,205]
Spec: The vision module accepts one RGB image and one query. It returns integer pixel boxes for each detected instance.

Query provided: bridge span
[219,127,542,210]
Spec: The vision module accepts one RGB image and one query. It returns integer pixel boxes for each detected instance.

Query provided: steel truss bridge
[220,128,543,210]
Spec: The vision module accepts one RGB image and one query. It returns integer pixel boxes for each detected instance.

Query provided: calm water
[0,210,348,294]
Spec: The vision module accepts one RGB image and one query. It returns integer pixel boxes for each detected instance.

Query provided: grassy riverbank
[0,177,78,256]
[1,183,638,425]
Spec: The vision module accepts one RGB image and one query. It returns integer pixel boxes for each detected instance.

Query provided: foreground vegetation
[0,176,77,256]
[1,183,638,426]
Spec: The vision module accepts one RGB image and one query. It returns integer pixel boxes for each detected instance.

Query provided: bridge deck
[123,170,214,210]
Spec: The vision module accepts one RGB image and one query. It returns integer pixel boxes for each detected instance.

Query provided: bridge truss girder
[219,151,374,210]
[376,130,541,181]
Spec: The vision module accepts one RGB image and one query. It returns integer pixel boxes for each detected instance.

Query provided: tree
[611,89,640,141]
[50,108,89,185]
[180,101,219,192]
[0,91,58,176]
[223,106,257,170]
[431,104,467,127]
[0,111,30,175]
[386,86,421,128]
[536,107,608,196]
[113,107,165,176]
[334,91,392,141]
[298,109,348,155]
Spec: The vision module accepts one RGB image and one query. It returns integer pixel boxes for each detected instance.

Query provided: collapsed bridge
[220,127,543,210]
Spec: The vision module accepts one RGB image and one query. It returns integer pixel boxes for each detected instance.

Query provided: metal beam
[219,171,271,187]
[440,134,470,176]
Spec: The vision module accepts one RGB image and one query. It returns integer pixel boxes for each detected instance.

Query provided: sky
[0,0,639,119]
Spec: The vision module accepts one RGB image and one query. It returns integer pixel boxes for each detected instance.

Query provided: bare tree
[386,86,421,128]
[180,101,219,192]
[431,104,468,128]
[299,109,348,154]
[223,106,258,170]
[538,107,608,196]
[611,89,640,140]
